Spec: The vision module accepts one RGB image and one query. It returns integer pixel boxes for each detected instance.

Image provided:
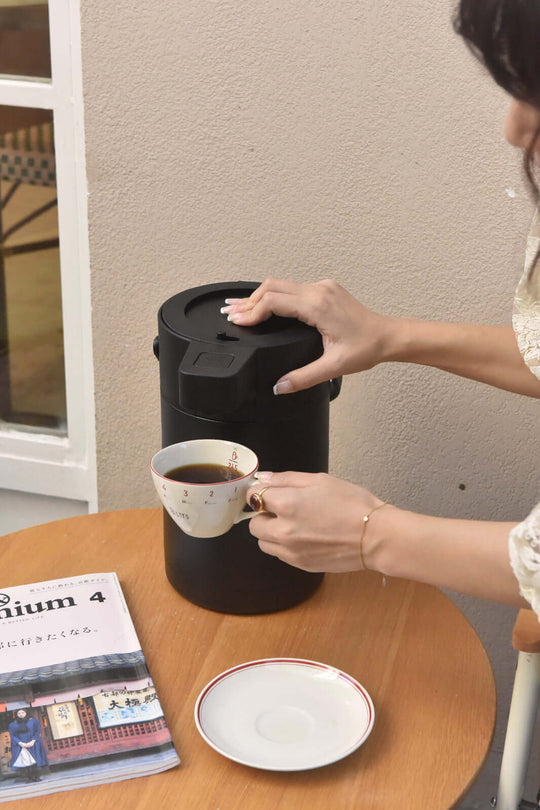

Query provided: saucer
[194,658,375,771]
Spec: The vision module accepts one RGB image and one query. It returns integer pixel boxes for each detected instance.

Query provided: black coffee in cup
[164,463,244,484]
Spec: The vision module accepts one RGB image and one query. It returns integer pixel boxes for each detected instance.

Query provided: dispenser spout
[177,340,256,415]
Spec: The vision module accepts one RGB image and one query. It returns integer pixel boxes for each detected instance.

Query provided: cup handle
[233,473,259,524]
[235,508,255,524]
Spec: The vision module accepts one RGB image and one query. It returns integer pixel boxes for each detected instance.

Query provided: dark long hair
[13,711,29,728]
[454,0,540,207]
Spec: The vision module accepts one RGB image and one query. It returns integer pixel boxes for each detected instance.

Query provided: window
[0,105,64,431]
[0,0,96,507]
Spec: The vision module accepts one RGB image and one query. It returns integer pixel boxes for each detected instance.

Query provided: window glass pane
[0,2,51,80]
[0,105,66,433]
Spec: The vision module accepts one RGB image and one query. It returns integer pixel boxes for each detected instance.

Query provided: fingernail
[224,298,243,304]
[228,312,246,324]
[256,471,273,482]
[273,379,293,395]
[220,306,232,314]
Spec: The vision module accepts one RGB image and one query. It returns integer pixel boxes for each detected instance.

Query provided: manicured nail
[224,298,243,304]
[220,306,232,314]
[273,379,293,395]
[228,312,247,323]
[256,471,273,482]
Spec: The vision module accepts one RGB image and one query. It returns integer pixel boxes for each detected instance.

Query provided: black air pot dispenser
[154,281,341,614]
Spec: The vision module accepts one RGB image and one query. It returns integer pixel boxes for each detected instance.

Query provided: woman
[9,709,48,783]
[221,0,540,618]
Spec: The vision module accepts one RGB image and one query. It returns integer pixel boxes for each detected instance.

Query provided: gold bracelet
[359,502,389,571]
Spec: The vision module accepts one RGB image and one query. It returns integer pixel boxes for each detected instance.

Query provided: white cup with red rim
[151,439,259,538]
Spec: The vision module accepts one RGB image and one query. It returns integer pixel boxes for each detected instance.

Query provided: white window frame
[0,0,96,509]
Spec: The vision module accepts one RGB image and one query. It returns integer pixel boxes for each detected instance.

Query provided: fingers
[224,290,303,327]
[255,531,295,566]
[221,278,298,317]
[247,470,316,509]
[274,354,339,394]
[246,494,316,572]
[227,278,303,312]
[221,277,325,327]
[247,471,324,564]
[247,509,295,566]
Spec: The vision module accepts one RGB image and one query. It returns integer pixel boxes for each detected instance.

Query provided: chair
[495,609,540,809]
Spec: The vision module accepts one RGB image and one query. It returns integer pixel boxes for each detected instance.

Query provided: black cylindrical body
[154,281,341,614]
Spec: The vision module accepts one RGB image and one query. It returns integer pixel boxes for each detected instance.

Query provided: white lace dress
[508,209,540,619]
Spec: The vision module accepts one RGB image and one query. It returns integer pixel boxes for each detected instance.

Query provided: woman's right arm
[222,278,540,398]
[386,318,540,397]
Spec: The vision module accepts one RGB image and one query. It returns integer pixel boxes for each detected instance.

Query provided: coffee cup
[151,439,258,538]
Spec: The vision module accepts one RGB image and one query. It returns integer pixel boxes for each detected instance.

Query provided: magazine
[0,572,179,801]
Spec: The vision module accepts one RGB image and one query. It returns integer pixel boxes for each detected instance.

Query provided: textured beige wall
[80,1,538,801]
[81,0,537,516]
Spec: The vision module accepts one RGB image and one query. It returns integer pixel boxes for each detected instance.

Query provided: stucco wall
[80,1,539,804]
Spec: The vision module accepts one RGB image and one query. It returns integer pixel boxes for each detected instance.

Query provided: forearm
[382,319,540,398]
[366,506,528,607]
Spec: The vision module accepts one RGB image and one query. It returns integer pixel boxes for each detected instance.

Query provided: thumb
[255,470,317,488]
[273,357,337,395]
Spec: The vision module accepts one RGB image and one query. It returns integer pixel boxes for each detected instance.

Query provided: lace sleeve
[509,212,540,618]
[508,502,540,619]
[513,208,540,380]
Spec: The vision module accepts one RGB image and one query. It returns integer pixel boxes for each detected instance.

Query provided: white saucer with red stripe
[194,658,375,771]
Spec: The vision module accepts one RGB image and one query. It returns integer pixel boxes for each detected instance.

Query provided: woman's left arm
[248,472,530,608]
[367,505,529,607]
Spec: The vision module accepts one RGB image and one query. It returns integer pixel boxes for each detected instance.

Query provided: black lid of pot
[157,281,323,417]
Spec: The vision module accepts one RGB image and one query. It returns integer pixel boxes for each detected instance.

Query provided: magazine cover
[0,572,179,801]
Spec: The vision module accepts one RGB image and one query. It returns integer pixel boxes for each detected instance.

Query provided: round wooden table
[0,508,496,809]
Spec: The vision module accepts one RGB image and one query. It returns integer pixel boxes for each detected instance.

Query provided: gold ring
[250,486,270,512]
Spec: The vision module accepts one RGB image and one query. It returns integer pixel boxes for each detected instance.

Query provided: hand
[247,471,385,572]
[221,278,397,394]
